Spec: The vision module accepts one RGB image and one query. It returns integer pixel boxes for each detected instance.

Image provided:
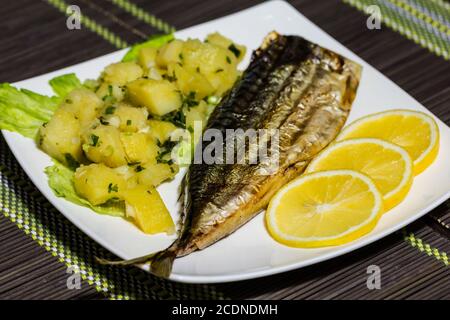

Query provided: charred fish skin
[150,32,362,278]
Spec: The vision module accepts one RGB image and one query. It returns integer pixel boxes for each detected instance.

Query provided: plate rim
[2,0,450,284]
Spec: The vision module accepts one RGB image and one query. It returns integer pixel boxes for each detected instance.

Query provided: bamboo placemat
[0,0,448,299]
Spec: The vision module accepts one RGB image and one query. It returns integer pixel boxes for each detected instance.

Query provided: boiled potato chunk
[59,88,103,129]
[184,100,209,131]
[39,109,83,167]
[136,163,178,187]
[120,132,159,164]
[102,62,143,86]
[206,68,238,96]
[82,125,127,167]
[95,83,125,102]
[74,163,126,205]
[206,32,246,63]
[167,63,214,99]
[181,40,238,95]
[122,185,175,235]
[127,79,181,116]
[112,103,148,132]
[138,47,158,69]
[148,119,177,143]
[146,67,164,81]
[155,39,184,68]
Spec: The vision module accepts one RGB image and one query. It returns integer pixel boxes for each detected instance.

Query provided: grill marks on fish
[148,32,362,277]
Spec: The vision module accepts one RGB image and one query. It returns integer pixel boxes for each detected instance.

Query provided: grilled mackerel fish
[115,32,361,277]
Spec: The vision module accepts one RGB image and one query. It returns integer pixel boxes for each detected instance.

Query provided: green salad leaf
[121,34,174,62]
[45,161,125,217]
[0,73,82,138]
[0,84,59,138]
[49,73,82,99]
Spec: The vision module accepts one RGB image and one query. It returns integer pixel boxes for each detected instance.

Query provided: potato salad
[37,33,246,234]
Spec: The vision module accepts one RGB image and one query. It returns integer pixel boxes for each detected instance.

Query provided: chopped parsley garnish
[126,119,132,126]
[108,183,119,193]
[215,68,224,73]
[99,116,109,125]
[135,165,145,172]
[157,158,174,165]
[186,91,196,100]
[161,109,186,128]
[196,66,200,73]
[178,53,184,60]
[162,72,177,82]
[102,85,117,104]
[228,44,241,58]
[89,134,99,147]
[156,139,177,164]
[65,98,73,104]
[226,56,232,64]
[104,106,116,115]
[64,153,79,170]
[181,91,198,110]
[127,161,141,166]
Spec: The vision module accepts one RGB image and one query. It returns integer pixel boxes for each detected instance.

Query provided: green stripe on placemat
[404,231,449,266]
[109,0,176,34]
[344,0,450,59]
[0,0,448,300]
[46,0,130,49]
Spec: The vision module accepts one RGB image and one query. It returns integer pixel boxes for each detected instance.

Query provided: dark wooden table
[0,0,449,300]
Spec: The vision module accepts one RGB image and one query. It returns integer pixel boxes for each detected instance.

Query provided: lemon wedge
[337,110,439,175]
[266,170,383,248]
[306,138,413,211]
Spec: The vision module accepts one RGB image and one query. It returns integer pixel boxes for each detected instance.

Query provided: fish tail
[150,250,177,278]
[96,252,158,266]
[97,249,176,279]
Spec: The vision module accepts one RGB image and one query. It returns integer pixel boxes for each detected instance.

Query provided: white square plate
[3,0,450,283]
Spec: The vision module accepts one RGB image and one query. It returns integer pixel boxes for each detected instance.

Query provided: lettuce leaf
[45,161,125,217]
[49,73,82,99]
[122,34,174,62]
[0,74,82,138]
[0,84,59,138]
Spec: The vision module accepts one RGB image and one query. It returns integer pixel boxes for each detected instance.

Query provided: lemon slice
[266,170,383,248]
[337,110,439,175]
[306,138,413,211]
